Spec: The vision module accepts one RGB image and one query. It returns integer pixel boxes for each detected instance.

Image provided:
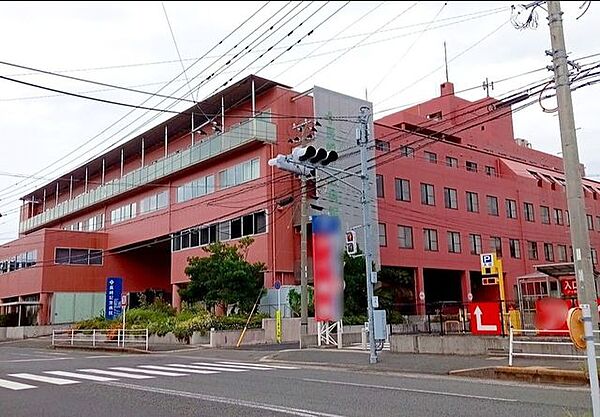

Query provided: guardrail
[508,328,600,365]
[52,329,149,351]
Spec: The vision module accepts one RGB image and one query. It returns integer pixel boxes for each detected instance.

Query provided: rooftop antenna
[443,41,449,82]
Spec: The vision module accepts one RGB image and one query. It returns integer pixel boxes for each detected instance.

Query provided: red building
[374,82,600,314]
[1,76,598,325]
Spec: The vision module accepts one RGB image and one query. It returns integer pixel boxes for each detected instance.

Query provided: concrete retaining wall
[209,328,265,348]
[390,334,509,355]
[0,325,69,341]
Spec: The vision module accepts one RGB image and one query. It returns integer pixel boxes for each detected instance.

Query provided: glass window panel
[181,231,191,249]
[251,158,260,179]
[200,227,209,245]
[89,250,103,265]
[219,221,231,241]
[254,212,266,234]
[70,249,89,265]
[231,218,242,239]
[190,229,200,247]
[206,175,214,194]
[209,225,217,243]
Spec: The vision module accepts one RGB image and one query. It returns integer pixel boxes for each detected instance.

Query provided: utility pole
[547,1,599,325]
[300,178,309,340]
[546,2,599,415]
[358,106,378,364]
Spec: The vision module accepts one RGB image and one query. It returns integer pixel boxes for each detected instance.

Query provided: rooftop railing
[20,118,276,233]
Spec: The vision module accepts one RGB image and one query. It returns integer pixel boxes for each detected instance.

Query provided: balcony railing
[20,119,276,233]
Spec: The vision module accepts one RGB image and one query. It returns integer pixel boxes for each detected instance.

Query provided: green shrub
[0,314,8,327]
[72,316,116,330]
[343,315,368,325]
[173,313,214,343]
[212,313,268,331]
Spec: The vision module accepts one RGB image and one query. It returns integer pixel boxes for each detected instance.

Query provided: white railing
[509,328,600,365]
[52,329,149,351]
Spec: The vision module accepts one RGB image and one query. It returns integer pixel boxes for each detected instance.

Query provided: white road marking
[302,378,518,403]
[193,362,273,370]
[79,369,154,379]
[9,373,79,385]
[218,361,298,370]
[103,381,347,417]
[138,365,218,375]
[44,371,117,381]
[110,367,188,377]
[170,363,248,372]
[0,378,36,390]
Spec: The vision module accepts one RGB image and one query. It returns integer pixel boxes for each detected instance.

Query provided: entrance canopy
[533,262,599,278]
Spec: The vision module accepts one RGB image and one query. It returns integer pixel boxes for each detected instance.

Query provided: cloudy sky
[0,1,598,243]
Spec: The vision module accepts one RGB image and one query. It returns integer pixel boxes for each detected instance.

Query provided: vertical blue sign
[105,277,123,320]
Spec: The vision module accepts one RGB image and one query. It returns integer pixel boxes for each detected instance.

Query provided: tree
[343,252,367,316]
[287,287,314,317]
[179,237,265,314]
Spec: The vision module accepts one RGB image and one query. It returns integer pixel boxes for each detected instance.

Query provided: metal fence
[385,300,519,336]
[52,329,149,351]
[508,328,600,365]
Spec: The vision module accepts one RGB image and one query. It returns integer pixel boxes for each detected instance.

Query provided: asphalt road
[0,343,593,417]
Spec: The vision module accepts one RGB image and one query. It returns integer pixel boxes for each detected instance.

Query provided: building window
[587,214,594,230]
[557,244,568,262]
[524,202,535,222]
[375,140,390,152]
[527,241,538,260]
[424,229,438,251]
[110,202,137,225]
[424,151,437,164]
[400,146,415,158]
[566,210,570,226]
[469,234,482,255]
[217,158,259,190]
[446,156,458,168]
[172,211,267,252]
[421,183,435,206]
[466,191,479,213]
[447,231,461,253]
[554,209,564,225]
[444,187,458,209]
[544,243,554,262]
[466,161,478,172]
[140,191,169,215]
[506,199,517,219]
[490,236,502,257]
[597,216,600,231]
[398,225,413,249]
[378,223,387,247]
[592,248,598,266]
[485,166,497,176]
[178,174,215,203]
[395,178,411,202]
[487,195,499,216]
[376,175,384,198]
[54,248,103,265]
[0,250,37,275]
[509,239,521,259]
[540,206,550,224]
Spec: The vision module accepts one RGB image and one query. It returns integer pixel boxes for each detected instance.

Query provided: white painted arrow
[474,306,498,332]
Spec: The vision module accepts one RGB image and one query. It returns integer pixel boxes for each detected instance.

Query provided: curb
[52,345,150,354]
[449,365,589,386]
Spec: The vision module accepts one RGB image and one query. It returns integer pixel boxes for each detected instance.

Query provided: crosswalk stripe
[0,378,36,390]
[138,365,218,375]
[44,371,117,382]
[110,367,188,377]
[9,373,79,385]
[169,363,248,373]
[79,369,154,379]
[217,361,299,370]
[192,362,272,371]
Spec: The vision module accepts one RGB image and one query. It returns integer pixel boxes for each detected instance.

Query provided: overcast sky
[0,1,598,243]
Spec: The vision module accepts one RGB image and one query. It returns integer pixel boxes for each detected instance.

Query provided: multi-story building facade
[375,82,600,313]
[1,76,598,325]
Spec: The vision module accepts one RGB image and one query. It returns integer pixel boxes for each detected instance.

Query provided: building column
[461,270,472,305]
[38,293,50,325]
[172,284,181,311]
[414,267,426,315]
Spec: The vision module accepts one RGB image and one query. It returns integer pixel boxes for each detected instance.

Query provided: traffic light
[268,146,339,177]
[268,154,315,177]
[345,230,357,255]
[292,145,338,166]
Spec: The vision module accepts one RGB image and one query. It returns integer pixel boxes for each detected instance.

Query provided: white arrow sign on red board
[474,306,498,332]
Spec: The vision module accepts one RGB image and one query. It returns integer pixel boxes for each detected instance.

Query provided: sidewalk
[262,348,590,384]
